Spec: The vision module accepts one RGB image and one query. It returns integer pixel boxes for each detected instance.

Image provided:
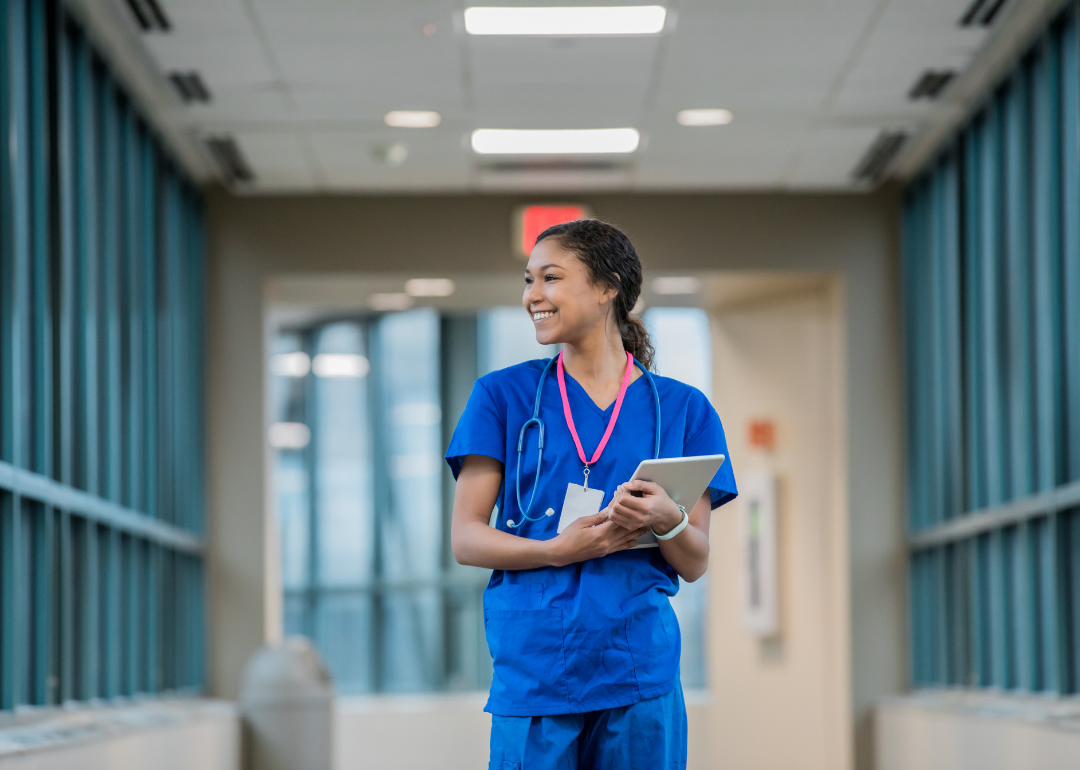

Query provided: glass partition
[272,305,715,694]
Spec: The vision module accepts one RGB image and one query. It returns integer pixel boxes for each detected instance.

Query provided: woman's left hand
[606,480,684,536]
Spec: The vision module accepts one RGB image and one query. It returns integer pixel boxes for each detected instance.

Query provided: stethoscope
[511,354,662,527]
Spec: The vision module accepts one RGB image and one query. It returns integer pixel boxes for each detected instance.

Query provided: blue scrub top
[446,358,737,717]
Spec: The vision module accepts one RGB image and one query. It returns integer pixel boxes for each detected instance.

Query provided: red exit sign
[514,204,591,258]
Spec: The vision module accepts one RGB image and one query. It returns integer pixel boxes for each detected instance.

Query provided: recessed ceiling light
[652,276,701,295]
[385,110,441,128]
[405,278,456,297]
[312,353,370,378]
[677,109,733,127]
[471,128,640,155]
[464,5,666,36]
[270,351,310,377]
[369,292,414,311]
[267,422,311,449]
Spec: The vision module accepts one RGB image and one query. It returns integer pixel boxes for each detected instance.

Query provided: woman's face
[523,237,617,346]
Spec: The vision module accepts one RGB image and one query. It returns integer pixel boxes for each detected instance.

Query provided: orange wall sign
[514,204,590,259]
[748,419,776,451]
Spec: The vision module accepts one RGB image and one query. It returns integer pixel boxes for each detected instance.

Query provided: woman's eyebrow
[524,264,561,276]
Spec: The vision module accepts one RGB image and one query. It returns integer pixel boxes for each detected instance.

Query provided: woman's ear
[607,273,622,300]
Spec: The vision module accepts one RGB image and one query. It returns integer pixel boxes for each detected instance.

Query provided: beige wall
[205,189,904,769]
[703,285,850,770]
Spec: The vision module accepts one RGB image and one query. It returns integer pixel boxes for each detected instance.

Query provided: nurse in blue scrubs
[446,219,737,770]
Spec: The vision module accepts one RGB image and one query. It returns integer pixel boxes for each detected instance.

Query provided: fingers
[609,498,649,529]
[613,493,650,515]
[622,479,663,496]
[582,510,609,527]
[616,530,647,551]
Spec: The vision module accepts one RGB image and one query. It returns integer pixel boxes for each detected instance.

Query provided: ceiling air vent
[909,70,955,100]
[480,160,630,174]
[959,0,1010,27]
[205,137,254,184]
[852,131,908,183]
[124,0,171,32]
[169,72,212,103]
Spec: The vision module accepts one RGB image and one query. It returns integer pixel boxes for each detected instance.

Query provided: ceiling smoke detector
[372,143,408,166]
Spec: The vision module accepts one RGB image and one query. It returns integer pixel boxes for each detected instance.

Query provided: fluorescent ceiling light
[471,128,640,155]
[464,6,666,35]
[312,353,370,378]
[270,351,310,377]
[677,109,733,127]
[405,278,456,297]
[384,110,441,128]
[268,422,311,449]
[652,276,701,295]
[369,292,414,311]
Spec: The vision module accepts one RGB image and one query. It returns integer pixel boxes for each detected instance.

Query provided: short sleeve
[684,392,738,510]
[445,379,506,478]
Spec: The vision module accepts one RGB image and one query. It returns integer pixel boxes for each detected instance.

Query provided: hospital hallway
[2,1,1080,769]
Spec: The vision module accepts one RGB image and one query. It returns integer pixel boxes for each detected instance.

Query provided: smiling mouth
[532,310,556,322]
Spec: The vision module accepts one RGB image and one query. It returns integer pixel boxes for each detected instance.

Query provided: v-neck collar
[561,370,645,417]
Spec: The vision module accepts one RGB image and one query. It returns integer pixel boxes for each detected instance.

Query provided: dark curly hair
[535,218,655,371]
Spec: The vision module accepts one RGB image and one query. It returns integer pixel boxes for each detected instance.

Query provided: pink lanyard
[556,350,635,488]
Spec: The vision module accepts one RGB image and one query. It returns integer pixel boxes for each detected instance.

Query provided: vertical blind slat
[0,6,205,711]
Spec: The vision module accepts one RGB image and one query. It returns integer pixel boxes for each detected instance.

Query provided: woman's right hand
[547,510,648,567]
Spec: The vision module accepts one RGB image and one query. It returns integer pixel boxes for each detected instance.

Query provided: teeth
[533,311,554,320]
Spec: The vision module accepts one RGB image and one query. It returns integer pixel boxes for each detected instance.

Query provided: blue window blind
[0,0,205,709]
[904,3,1080,693]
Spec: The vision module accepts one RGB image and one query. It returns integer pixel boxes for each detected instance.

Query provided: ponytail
[535,218,655,371]
[618,314,655,372]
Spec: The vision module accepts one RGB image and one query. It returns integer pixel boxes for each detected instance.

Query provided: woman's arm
[450,454,648,570]
[607,480,712,582]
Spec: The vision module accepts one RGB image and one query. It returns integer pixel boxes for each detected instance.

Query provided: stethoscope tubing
[513,355,661,526]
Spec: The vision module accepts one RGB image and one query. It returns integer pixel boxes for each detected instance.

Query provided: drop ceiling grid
[129,0,1025,191]
[234,131,319,189]
[148,0,276,90]
[655,0,883,108]
[307,129,473,189]
[784,126,885,187]
[832,0,993,112]
[250,0,464,90]
[633,128,806,188]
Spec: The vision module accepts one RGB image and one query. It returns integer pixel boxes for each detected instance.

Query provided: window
[0,1,205,710]
[272,305,716,693]
[903,3,1080,692]
[646,307,712,689]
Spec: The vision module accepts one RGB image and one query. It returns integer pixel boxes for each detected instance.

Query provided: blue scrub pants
[489,684,687,770]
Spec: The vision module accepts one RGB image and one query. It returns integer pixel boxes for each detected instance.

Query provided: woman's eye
[544,274,557,282]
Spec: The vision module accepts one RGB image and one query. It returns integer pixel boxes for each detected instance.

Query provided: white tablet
[627,454,726,548]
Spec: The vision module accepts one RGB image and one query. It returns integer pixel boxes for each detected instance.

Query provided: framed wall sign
[740,469,779,637]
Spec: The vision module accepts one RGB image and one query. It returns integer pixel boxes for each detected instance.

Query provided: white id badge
[557,483,606,533]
